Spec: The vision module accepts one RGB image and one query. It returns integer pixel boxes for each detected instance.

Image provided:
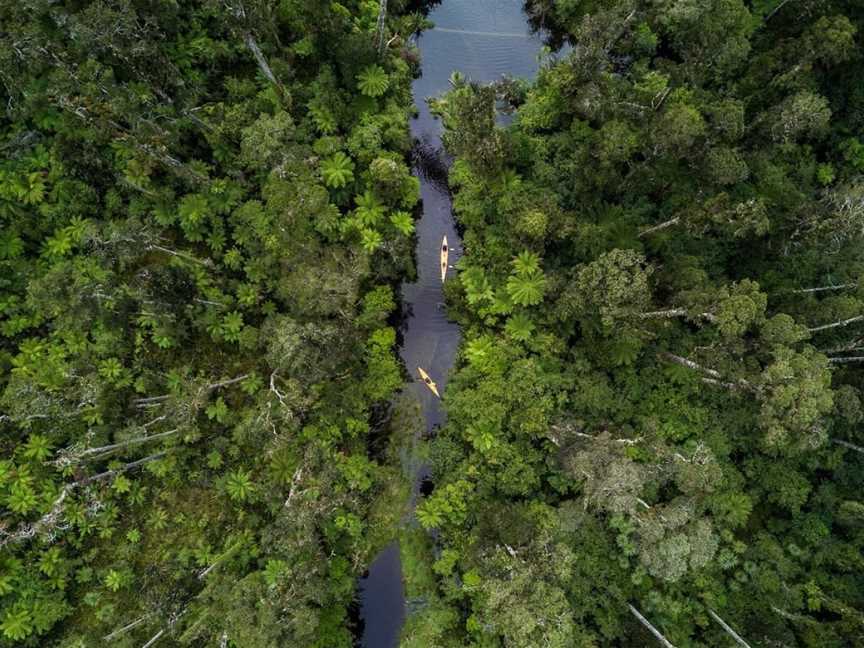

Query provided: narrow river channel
[357,3,547,646]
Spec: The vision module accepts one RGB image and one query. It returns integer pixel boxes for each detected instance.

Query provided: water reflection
[357,3,546,646]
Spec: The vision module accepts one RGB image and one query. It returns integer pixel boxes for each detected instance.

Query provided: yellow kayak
[417,366,440,398]
[440,236,449,283]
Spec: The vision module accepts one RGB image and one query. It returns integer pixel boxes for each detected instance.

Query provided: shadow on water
[356,2,548,646]
[410,137,452,193]
[365,401,396,464]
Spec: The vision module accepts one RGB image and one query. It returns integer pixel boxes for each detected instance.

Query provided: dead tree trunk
[792,283,856,294]
[639,309,718,323]
[80,451,168,486]
[708,609,752,648]
[0,452,167,548]
[660,352,723,379]
[833,438,864,454]
[148,244,211,267]
[628,604,677,648]
[134,143,208,184]
[197,540,244,580]
[659,352,755,391]
[639,216,681,238]
[104,614,151,641]
[140,628,165,648]
[809,315,864,333]
[244,32,284,94]
[76,429,180,461]
[133,374,249,407]
[765,0,794,22]
[639,309,688,319]
[374,0,388,55]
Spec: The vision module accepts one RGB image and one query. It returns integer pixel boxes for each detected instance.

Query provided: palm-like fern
[465,336,495,367]
[505,313,535,341]
[389,211,415,236]
[506,272,547,306]
[511,250,541,276]
[462,266,495,305]
[179,193,208,226]
[225,470,255,502]
[609,335,641,366]
[354,190,386,226]
[307,99,338,134]
[357,65,390,98]
[360,228,383,253]
[0,232,24,260]
[507,250,547,306]
[321,152,355,189]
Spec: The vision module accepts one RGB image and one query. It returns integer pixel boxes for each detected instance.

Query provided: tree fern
[512,250,541,277]
[354,190,386,226]
[465,336,495,367]
[360,228,383,253]
[307,99,338,134]
[357,65,390,98]
[609,335,641,366]
[505,313,535,341]
[321,152,355,188]
[462,266,494,305]
[179,193,208,226]
[225,470,255,502]
[0,232,23,260]
[506,272,547,307]
[508,251,547,306]
[389,210,415,236]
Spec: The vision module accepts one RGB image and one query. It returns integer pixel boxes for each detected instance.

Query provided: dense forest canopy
[415,0,864,646]
[1,0,864,647]
[0,1,432,645]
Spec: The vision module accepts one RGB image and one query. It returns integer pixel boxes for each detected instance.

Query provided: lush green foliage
[0,1,429,645]
[4,1,864,646]
[420,1,864,646]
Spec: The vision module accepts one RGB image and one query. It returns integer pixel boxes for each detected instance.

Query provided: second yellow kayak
[440,236,449,283]
[417,366,440,397]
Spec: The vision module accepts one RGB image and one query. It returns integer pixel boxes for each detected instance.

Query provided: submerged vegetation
[1,0,863,647]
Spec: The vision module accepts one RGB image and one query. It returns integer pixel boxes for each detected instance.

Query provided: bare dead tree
[833,438,864,454]
[639,216,681,238]
[374,0,388,55]
[133,374,249,407]
[147,244,212,267]
[765,0,795,23]
[65,428,180,465]
[708,609,752,648]
[244,32,283,92]
[809,315,864,333]
[197,539,244,580]
[104,614,152,641]
[628,604,677,647]
[792,283,857,294]
[659,352,756,391]
[639,309,719,324]
[660,352,724,378]
[222,1,287,97]
[140,628,165,648]
[0,452,167,549]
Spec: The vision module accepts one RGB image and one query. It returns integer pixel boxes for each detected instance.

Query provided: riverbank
[360,386,459,647]
[357,2,549,646]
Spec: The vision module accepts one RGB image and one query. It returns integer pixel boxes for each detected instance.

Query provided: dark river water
[357,2,547,646]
